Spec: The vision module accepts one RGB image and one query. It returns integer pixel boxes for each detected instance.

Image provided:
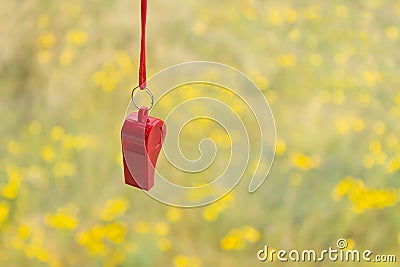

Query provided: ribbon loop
[139,0,147,90]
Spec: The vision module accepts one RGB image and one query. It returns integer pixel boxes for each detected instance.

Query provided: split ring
[131,86,154,110]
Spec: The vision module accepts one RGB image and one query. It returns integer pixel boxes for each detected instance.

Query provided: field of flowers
[1,0,399,266]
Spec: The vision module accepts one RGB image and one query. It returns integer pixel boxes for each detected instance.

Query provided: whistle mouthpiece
[138,106,149,123]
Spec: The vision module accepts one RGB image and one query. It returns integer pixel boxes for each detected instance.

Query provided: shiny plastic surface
[121,106,166,190]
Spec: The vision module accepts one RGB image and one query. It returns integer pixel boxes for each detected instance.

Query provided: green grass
[0,0,399,266]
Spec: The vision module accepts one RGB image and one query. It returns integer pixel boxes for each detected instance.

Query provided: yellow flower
[202,206,219,222]
[116,50,133,74]
[160,94,174,109]
[369,0,383,8]
[275,139,286,156]
[77,228,107,256]
[41,146,56,162]
[157,238,171,251]
[92,65,121,92]
[154,222,170,236]
[335,5,349,18]
[104,250,125,267]
[350,188,397,213]
[241,225,260,243]
[220,225,260,250]
[7,140,20,155]
[373,121,386,136]
[173,255,201,267]
[369,141,381,155]
[375,151,387,165]
[396,93,400,106]
[335,118,350,134]
[386,158,400,174]
[332,176,355,201]
[18,225,31,240]
[248,70,270,90]
[210,129,230,149]
[2,183,19,199]
[287,28,300,40]
[66,29,88,46]
[2,169,20,199]
[192,21,207,36]
[174,255,190,267]
[335,177,398,213]
[76,231,91,246]
[385,26,399,40]
[268,9,283,26]
[37,32,56,49]
[44,204,79,230]
[45,213,78,230]
[276,53,297,68]
[390,106,400,117]
[351,117,364,132]
[62,134,95,150]
[53,161,76,177]
[284,8,297,23]
[179,86,200,100]
[202,193,234,222]
[220,229,245,251]
[6,164,19,177]
[100,197,129,221]
[362,71,382,87]
[0,201,9,225]
[24,243,36,258]
[386,134,398,148]
[115,152,123,167]
[362,154,375,169]
[26,236,50,258]
[11,235,24,250]
[166,207,182,222]
[59,48,74,66]
[51,126,64,141]
[292,153,318,171]
[303,5,321,20]
[103,222,126,244]
[332,90,345,105]
[134,221,149,234]
[264,90,277,104]
[344,238,355,250]
[37,248,50,262]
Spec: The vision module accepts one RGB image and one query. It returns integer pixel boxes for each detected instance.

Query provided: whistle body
[121,107,166,190]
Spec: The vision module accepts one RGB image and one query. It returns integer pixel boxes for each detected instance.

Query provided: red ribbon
[139,0,147,90]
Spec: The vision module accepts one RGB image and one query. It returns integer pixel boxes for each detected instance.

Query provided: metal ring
[131,86,154,110]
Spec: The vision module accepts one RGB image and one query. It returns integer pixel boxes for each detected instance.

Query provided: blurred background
[0,0,399,266]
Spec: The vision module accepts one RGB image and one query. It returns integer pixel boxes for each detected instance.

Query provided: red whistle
[121,107,166,190]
